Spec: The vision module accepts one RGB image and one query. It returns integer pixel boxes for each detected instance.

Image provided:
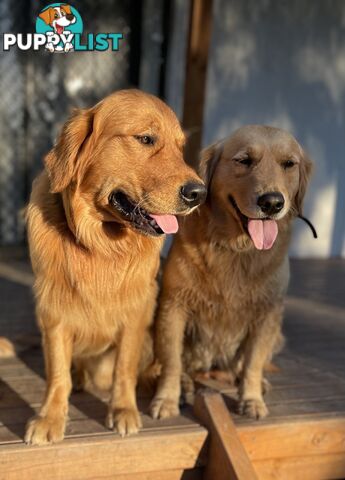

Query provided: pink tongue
[56,24,63,34]
[150,214,179,234]
[248,219,278,250]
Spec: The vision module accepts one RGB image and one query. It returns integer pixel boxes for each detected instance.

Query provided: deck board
[0,336,344,446]
[0,428,208,480]
[0,253,345,478]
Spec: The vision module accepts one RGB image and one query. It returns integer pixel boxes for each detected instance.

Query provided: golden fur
[151,125,312,420]
[25,89,203,445]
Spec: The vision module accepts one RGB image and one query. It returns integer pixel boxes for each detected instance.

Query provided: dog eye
[54,13,59,18]
[282,159,296,169]
[134,135,156,146]
[235,157,253,167]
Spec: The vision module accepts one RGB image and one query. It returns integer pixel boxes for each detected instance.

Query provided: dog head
[39,5,76,34]
[200,125,312,251]
[44,89,206,244]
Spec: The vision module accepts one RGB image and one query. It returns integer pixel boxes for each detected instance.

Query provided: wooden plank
[237,418,345,460]
[0,363,44,377]
[182,0,213,168]
[196,370,343,393]
[286,295,345,322]
[0,427,20,443]
[108,469,203,480]
[0,261,34,286]
[0,398,201,439]
[0,407,202,445]
[0,418,203,445]
[222,398,345,426]
[0,401,198,429]
[2,411,344,478]
[0,428,208,480]
[194,390,258,480]
[251,383,345,405]
[254,453,345,480]
[234,399,345,425]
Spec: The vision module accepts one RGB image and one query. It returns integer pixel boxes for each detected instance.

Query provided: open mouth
[228,195,278,250]
[56,24,64,35]
[109,191,178,237]
[229,196,249,233]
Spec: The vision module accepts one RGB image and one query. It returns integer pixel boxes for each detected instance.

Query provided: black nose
[257,192,285,216]
[66,14,74,21]
[180,182,207,208]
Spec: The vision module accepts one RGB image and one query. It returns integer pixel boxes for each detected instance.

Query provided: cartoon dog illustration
[39,4,76,52]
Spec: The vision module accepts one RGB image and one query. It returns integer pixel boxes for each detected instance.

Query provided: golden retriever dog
[151,125,313,420]
[24,89,206,445]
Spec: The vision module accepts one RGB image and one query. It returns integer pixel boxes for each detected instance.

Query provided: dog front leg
[150,300,186,419]
[106,322,145,436]
[238,304,283,420]
[25,323,73,445]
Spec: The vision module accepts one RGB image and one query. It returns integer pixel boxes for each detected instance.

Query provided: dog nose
[180,182,207,208]
[66,14,74,21]
[257,192,285,215]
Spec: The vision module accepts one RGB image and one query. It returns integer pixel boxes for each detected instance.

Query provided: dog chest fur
[167,224,290,372]
[27,173,160,356]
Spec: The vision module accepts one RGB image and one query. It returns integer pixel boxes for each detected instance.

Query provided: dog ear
[199,142,223,189]
[44,108,94,193]
[294,151,313,215]
[61,4,72,15]
[39,7,54,25]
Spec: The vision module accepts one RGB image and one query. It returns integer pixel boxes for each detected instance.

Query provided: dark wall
[0,0,137,244]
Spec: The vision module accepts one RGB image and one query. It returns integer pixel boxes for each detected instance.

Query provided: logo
[36,3,82,52]
[2,3,123,53]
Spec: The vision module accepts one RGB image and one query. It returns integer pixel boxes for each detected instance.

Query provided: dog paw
[106,407,142,436]
[64,43,74,52]
[45,43,54,53]
[25,415,66,445]
[238,398,268,420]
[150,397,180,419]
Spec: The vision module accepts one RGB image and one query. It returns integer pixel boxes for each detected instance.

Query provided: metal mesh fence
[0,0,133,245]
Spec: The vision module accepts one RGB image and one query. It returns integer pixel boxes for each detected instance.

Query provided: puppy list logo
[2,3,123,53]
[36,3,82,52]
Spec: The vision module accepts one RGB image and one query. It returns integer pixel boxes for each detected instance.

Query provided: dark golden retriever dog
[25,89,206,445]
[151,125,312,420]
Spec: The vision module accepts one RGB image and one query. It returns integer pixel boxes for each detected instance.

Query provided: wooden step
[238,418,345,480]
[0,426,208,480]
[194,389,345,480]
[2,346,345,479]
[194,389,258,480]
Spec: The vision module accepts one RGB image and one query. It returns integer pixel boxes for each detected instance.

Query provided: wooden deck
[0,250,345,479]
